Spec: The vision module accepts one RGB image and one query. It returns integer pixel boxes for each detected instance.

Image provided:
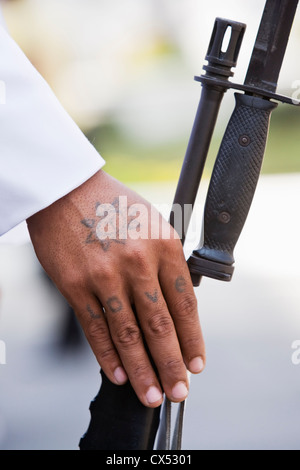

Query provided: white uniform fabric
[0,18,105,237]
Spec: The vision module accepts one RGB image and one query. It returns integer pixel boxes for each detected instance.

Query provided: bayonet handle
[188,93,277,285]
[79,369,160,450]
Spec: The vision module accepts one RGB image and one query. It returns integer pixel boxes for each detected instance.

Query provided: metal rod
[170,84,227,243]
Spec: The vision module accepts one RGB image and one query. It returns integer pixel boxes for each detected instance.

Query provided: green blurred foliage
[262,103,300,174]
[85,122,186,183]
[85,103,300,184]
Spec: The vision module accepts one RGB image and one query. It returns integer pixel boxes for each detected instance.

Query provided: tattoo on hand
[107,296,123,313]
[175,275,187,293]
[81,217,125,252]
[145,289,158,303]
[87,304,101,319]
[81,218,99,244]
[81,197,146,251]
[81,219,95,229]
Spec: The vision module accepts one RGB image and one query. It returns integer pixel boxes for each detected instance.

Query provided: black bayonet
[171,0,299,449]
[188,0,299,285]
[245,0,298,93]
[194,0,299,105]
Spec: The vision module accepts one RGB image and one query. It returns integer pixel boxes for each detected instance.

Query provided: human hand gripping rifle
[79,0,299,450]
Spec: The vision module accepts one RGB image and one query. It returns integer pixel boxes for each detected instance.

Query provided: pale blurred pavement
[0,173,300,450]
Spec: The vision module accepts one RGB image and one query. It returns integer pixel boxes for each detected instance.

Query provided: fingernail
[189,357,204,374]
[114,366,128,384]
[146,386,163,405]
[171,382,188,401]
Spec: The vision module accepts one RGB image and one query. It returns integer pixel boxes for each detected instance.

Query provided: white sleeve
[0,23,105,236]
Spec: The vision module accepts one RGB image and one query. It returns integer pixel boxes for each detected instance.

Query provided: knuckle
[126,247,149,273]
[161,236,182,253]
[163,357,184,372]
[130,363,152,381]
[184,335,203,352]
[174,293,198,317]
[92,264,115,286]
[97,345,117,362]
[85,321,117,363]
[86,321,107,342]
[63,272,85,294]
[114,324,142,348]
[147,313,174,338]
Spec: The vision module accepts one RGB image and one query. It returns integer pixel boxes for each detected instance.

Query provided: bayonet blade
[245,0,298,93]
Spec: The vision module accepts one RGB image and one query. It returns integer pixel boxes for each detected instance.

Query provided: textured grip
[188,93,277,282]
[79,370,160,450]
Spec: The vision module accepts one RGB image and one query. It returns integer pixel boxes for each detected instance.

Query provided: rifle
[79,0,299,450]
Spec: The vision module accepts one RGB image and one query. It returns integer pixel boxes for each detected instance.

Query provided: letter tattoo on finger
[145,289,158,303]
[87,304,101,319]
[175,275,187,293]
[107,296,123,313]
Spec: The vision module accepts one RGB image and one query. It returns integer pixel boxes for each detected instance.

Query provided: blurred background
[0,0,300,450]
